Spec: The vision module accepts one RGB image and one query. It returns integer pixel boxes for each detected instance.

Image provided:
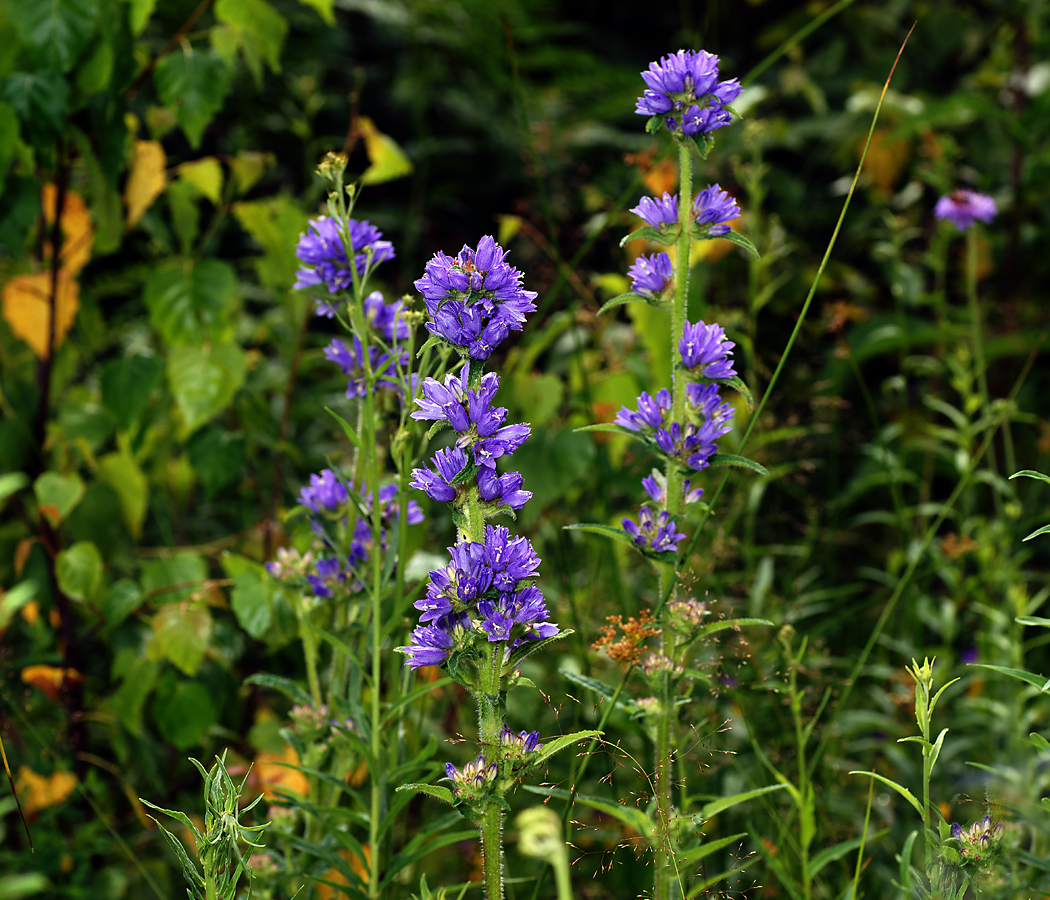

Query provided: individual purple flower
[692,185,739,237]
[628,253,673,299]
[477,468,532,510]
[679,319,736,378]
[400,622,455,669]
[622,507,687,554]
[635,49,741,136]
[410,446,471,504]
[615,389,672,432]
[371,483,425,527]
[364,291,409,343]
[483,525,542,592]
[414,236,537,360]
[630,192,679,229]
[294,216,395,294]
[307,556,346,598]
[641,469,704,507]
[934,189,997,232]
[299,469,349,513]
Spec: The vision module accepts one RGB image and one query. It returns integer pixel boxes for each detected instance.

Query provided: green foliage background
[1,0,1049,897]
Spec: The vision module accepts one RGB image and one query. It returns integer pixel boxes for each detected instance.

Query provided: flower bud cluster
[445,755,498,804]
[500,725,542,772]
[950,815,1004,865]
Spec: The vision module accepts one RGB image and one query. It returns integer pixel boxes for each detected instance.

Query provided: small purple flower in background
[299,469,349,513]
[692,184,740,237]
[364,291,409,342]
[623,507,687,554]
[628,253,674,299]
[414,236,537,360]
[294,217,395,294]
[635,49,741,136]
[680,319,736,379]
[934,189,997,232]
[630,193,679,229]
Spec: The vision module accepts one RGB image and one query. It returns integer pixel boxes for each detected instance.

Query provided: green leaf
[699,783,786,820]
[504,629,572,673]
[10,0,100,73]
[359,118,413,185]
[0,472,28,502]
[110,648,160,734]
[96,451,148,537]
[1030,732,1050,751]
[56,540,103,602]
[154,46,230,148]
[619,224,680,248]
[168,343,247,437]
[128,0,156,34]
[395,783,454,805]
[707,453,769,476]
[232,195,308,290]
[1023,524,1050,542]
[148,604,213,676]
[1,73,68,141]
[678,832,748,867]
[719,375,755,413]
[0,580,37,630]
[142,553,207,602]
[323,406,364,451]
[848,771,923,815]
[971,663,1049,691]
[166,179,200,255]
[243,672,313,707]
[187,428,245,497]
[296,0,334,22]
[100,353,163,429]
[1016,616,1050,628]
[899,829,919,890]
[143,258,238,346]
[564,522,637,549]
[530,730,602,768]
[214,0,288,86]
[152,678,216,748]
[0,103,21,186]
[230,570,274,639]
[558,670,636,713]
[102,579,143,628]
[522,785,654,837]
[75,35,113,94]
[711,229,759,259]
[33,471,85,523]
[1010,469,1050,484]
[0,873,50,899]
[596,291,670,316]
[697,618,774,638]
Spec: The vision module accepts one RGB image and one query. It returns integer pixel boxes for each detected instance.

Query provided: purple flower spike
[692,185,740,236]
[410,446,471,503]
[628,253,674,299]
[414,237,537,359]
[934,189,997,232]
[294,216,395,294]
[631,192,679,228]
[622,507,687,554]
[680,319,736,379]
[635,49,741,136]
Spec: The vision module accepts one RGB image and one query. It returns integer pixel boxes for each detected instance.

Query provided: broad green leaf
[1030,732,1050,751]
[0,580,37,630]
[243,672,313,707]
[0,472,28,502]
[97,452,148,537]
[971,663,1048,691]
[99,353,163,428]
[1,73,69,140]
[230,570,274,639]
[232,195,309,290]
[152,678,215,748]
[75,35,113,94]
[10,0,100,73]
[699,783,786,820]
[141,553,207,603]
[109,648,160,734]
[154,46,230,148]
[707,453,769,476]
[148,603,213,676]
[848,771,922,815]
[128,0,156,34]
[56,541,103,602]
[168,343,246,436]
[214,0,288,85]
[358,116,412,184]
[143,258,237,346]
[178,157,224,204]
[33,471,85,523]
[102,579,143,628]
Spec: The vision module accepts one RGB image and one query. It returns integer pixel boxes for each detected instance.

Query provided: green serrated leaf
[56,540,103,602]
[154,46,230,148]
[395,783,455,805]
[530,730,602,768]
[707,453,769,476]
[168,343,246,437]
[710,229,759,258]
[10,0,99,73]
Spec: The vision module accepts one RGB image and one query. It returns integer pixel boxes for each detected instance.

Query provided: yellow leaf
[125,140,167,227]
[21,665,84,702]
[254,744,310,799]
[178,157,223,204]
[2,271,80,359]
[357,116,412,185]
[316,846,371,900]
[16,766,77,814]
[41,185,94,275]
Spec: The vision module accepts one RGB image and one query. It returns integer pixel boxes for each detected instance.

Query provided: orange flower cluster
[592,609,660,666]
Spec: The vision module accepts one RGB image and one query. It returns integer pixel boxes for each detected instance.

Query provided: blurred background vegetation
[1,0,1049,896]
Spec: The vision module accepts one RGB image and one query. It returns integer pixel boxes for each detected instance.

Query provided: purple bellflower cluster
[629,185,740,237]
[294,216,395,298]
[934,188,997,232]
[635,49,742,136]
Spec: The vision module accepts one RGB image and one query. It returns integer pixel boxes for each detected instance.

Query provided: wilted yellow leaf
[21,665,84,701]
[125,140,167,227]
[41,185,94,275]
[2,271,80,359]
[858,127,911,194]
[254,744,310,799]
[16,765,77,814]
[358,116,412,185]
[178,157,223,204]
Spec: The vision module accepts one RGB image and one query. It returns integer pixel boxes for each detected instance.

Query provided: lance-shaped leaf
[529,730,602,768]
[704,229,759,259]
[395,783,455,805]
[504,629,573,674]
[707,453,769,476]
[698,783,786,821]
[619,224,680,248]
[848,771,923,815]
[971,663,1049,691]
[596,291,670,316]
[715,374,754,412]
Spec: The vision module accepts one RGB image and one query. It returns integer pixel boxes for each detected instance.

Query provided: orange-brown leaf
[41,185,94,275]
[21,665,84,701]
[125,141,167,228]
[2,271,80,359]
[254,744,310,799]
[16,765,77,814]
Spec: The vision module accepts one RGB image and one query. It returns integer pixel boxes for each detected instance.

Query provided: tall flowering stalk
[397,238,597,899]
[580,49,766,900]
